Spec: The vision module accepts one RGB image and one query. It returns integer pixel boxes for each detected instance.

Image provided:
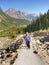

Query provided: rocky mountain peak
[5,8,38,20]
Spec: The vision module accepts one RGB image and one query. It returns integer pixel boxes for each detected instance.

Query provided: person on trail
[24,32,31,48]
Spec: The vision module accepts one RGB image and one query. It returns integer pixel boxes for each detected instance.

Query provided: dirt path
[13,37,45,65]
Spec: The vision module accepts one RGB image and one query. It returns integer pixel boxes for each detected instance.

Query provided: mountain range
[5,8,38,21]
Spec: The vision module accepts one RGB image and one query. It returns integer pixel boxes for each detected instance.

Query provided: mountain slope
[5,8,28,19]
[0,8,30,32]
[5,8,38,21]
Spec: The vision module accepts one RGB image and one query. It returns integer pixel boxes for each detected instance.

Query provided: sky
[0,0,49,14]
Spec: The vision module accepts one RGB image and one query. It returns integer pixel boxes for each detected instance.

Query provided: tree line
[25,10,49,32]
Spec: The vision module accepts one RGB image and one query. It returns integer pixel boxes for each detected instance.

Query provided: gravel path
[13,37,45,65]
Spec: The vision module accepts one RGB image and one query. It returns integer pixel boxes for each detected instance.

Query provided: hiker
[24,32,31,48]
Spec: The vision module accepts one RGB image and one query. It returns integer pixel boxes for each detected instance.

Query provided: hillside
[0,8,30,31]
[0,8,30,36]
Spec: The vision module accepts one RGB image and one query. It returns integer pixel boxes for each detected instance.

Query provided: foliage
[25,10,49,32]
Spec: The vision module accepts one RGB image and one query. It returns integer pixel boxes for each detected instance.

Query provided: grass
[0,36,17,49]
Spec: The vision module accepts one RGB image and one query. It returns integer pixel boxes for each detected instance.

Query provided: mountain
[0,8,37,36]
[5,8,38,21]
[0,8,30,32]
[25,14,38,21]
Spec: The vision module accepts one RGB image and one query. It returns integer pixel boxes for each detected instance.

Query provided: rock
[10,53,18,65]
[33,50,38,54]
[40,39,45,44]
[0,59,2,63]
[5,43,19,53]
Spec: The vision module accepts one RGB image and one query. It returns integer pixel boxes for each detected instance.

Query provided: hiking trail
[13,37,45,65]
